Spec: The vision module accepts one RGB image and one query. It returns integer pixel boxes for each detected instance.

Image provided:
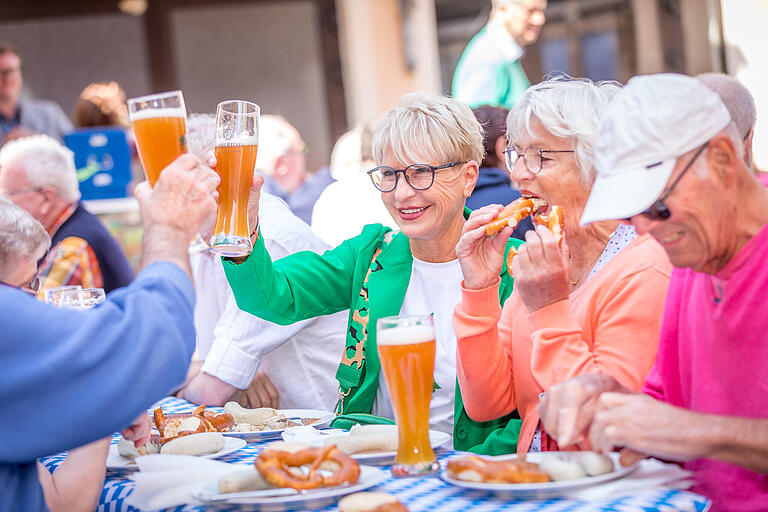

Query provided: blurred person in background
[0,44,73,145]
[1,154,220,511]
[176,113,346,410]
[0,135,134,295]
[311,123,397,247]
[452,0,547,109]
[697,73,766,184]
[467,105,532,239]
[258,114,333,224]
[73,81,130,128]
[0,197,111,512]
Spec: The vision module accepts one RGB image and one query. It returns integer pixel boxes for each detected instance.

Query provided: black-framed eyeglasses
[630,142,708,221]
[504,146,574,175]
[367,161,465,192]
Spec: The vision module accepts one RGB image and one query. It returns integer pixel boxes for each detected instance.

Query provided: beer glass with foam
[208,100,259,257]
[377,314,440,477]
[127,90,188,186]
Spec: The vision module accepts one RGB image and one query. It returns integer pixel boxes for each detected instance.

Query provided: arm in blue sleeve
[0,262,196,463]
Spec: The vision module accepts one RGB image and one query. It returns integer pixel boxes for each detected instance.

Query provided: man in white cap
[537,73,768,510]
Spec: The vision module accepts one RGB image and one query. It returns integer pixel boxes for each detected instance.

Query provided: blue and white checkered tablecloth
[40,397,711,512]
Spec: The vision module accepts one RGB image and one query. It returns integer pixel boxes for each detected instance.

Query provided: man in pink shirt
[537,74,768,511]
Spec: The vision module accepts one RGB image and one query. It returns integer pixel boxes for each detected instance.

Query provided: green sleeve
[222,224,389,325]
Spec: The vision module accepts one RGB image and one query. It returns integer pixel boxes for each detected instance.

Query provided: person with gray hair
[453,76,672,454]
[537,73,768,510]
[217,92,524,454]
[452,0,547,109]
[697,73,757,168]
[0,197,49,290]
[0,134,133,296]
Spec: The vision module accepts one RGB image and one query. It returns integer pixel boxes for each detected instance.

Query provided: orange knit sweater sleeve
[454,278,518,422]
[528,261,670,392]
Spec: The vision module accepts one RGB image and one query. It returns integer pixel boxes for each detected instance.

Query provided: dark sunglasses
[627,142,708,221]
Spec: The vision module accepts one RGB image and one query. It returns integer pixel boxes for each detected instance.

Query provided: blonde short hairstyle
[506,76,621,182]
[373,93,484,167]
[0,134,81,202]
[0,197,50,280]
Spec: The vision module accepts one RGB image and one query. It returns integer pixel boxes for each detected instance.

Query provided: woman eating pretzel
[454,77,673,454]
[215,93,523,454]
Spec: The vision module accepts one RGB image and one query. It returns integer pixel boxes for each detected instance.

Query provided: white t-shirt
[371,256,463,435]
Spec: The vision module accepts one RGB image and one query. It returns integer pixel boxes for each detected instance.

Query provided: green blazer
[223,214,523,454]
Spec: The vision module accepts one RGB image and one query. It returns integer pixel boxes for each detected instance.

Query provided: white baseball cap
[580,73,731,225]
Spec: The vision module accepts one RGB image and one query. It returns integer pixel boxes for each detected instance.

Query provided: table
[41,397,711,512]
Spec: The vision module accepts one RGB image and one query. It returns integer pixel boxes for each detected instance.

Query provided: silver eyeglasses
[504,146,574,175]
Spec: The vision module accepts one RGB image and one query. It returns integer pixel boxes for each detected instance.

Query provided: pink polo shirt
[643,222,768,511]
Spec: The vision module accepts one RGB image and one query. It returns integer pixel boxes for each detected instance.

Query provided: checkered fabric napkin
[40,396,711,512]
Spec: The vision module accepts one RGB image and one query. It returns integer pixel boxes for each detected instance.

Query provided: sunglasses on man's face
[625,142,708,222]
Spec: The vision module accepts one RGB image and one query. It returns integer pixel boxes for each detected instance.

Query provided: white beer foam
[216,136,259,147]
[378,325,435,345]
[129,107,186,121]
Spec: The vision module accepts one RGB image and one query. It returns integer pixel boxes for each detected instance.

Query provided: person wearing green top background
[452,0,547,109]
[219,92,523,455]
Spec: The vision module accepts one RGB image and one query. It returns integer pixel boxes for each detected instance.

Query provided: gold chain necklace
[569,250,603,287]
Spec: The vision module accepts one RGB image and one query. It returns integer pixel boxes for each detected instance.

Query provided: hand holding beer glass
[377,314,440,477]
[208,100,259,257]
[127,91,188,186]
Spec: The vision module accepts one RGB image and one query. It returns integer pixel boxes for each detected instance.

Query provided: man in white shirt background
[176,113,347,411]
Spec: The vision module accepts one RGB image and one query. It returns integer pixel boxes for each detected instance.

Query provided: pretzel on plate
[254,445,360,490]
[446,454,550,484]
[153,405,234,442]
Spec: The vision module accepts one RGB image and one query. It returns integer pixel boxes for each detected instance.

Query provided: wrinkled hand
[239,372,280,409]
[134,153,220,240]
[538,373,623,447]
[120,413,152,448]
[456,205,514,290]
[511,225,571,312]
[589,392,705,462]
[205,150,264,234]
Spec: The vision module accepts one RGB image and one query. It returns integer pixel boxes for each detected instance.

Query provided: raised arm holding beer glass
[208,100,259,257]
[218,93,526,456]
[127,90,188,186]
[377,314,439,477]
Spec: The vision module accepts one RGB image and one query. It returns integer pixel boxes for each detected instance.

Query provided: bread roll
[338,492,409,512]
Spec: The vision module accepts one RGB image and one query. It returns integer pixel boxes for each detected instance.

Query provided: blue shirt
[0,262,196,511]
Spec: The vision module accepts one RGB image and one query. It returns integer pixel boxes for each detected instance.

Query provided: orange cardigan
[454,234,672,453]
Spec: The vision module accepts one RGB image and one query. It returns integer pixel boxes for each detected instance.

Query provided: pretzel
[446,454,550,484]
[506,205,565,274]
[153,405,234,442]
[254,445,361,490]
[484,197,538,236]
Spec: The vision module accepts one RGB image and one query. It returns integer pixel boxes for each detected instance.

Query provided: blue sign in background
[65,128,133,200]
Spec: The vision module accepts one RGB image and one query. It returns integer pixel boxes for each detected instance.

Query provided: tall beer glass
[208,100,259,257]
[377,314,439,477]
[127,91,188,186]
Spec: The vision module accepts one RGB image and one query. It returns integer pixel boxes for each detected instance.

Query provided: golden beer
[377,316,440,477]
[208,100,260,257]
[212,142,258,246]
[127,90,188,186]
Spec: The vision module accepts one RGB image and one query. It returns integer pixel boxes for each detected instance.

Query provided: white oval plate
[106,436,246,472]
[194,464,387,510]
[441,452,638,499]
[345,430,451,465]
[220,409,336,441]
